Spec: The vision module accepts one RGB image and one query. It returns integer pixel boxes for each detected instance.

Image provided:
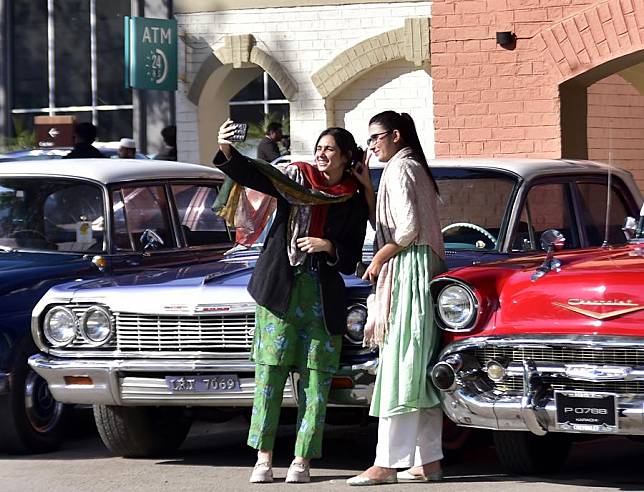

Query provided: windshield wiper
[0,244,16,252]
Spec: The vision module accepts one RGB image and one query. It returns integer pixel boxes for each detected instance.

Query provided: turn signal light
[64,376,93,386]
[330,377,354,389]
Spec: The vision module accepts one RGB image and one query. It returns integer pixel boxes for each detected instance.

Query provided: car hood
[488,245,644,337]
[0,251,87,272]
[44,255,371,316]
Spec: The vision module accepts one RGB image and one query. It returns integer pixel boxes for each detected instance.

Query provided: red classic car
[430,206,644,474]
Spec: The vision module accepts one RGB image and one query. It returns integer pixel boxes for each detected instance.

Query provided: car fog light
[345,305,367,343]
[431,362,456,391]
[486,360,506,382]
[43,307,77,347]
[80,306,113,345]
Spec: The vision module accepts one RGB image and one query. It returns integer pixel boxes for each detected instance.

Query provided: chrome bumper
[442,360,644,436]
[28,354,376,408]
[0,371,9,395]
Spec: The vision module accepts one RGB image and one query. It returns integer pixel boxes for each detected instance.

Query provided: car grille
[495,377,644,395]
[475,346,644,367]
[114,312,255,352]
[474,345,644,395]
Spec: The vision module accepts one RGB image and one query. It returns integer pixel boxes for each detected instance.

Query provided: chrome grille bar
[475,346,644,367]
[115,312,255,352]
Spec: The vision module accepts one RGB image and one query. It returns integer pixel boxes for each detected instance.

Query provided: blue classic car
[0,158,232,453]
[28,158,642,457]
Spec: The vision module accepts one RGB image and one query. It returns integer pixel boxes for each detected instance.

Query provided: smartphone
[228,122,248,142]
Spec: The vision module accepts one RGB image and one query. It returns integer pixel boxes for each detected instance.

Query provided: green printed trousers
[247,363,333,459]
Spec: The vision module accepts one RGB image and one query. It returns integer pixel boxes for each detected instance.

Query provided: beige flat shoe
[346,474,397,486]
[396,469,443,482]
[249,461,273,483]
[285,460,310,483]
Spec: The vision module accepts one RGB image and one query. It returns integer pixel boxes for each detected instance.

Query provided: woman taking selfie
[348,111,446,486]
[214,121,368,484]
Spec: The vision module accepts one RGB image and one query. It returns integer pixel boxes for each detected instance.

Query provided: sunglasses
[366,130,392,147]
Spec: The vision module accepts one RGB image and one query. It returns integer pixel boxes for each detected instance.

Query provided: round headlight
[345,305,367,343]
[43,307,77,347]
[437,284,477,331]
[80,306,113,345]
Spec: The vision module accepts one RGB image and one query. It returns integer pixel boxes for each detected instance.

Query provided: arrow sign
[48,127,60,138]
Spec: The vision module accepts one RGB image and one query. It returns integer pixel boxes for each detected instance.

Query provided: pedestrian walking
[63,122,107,159]
[154,125,177,160]
[347,111,446,486]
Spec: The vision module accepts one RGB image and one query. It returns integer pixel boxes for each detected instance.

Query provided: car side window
[44,184,105,252]
[576,181,629,246]
[170,184,232,247]
[111,185,174,251]
[511,183,579,252]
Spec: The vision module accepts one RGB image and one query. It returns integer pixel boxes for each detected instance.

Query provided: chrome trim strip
[440,334,644,360]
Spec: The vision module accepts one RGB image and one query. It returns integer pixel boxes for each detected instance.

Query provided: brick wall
[176,2,431,164]
[431,0,644,157]
[588,73,644,191]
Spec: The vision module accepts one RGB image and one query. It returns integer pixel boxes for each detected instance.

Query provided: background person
[117,138,136,159]
[214,120,368,484]
[154,125,177,160]
[256,122,283,162]
[63,122,107,159]
[347,111,446,486]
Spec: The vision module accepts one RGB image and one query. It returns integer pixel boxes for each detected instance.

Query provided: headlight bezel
[345,303,367,344]
[79,305,114,346]
[43,306,78,347]
[433,279,480,332]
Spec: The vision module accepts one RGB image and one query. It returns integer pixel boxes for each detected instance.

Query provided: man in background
[154,125,177,161]
[63,122,107,159]
[256,122,283,162]
[117,138,136,158]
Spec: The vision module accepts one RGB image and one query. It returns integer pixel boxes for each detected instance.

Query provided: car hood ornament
[553,299,644,320]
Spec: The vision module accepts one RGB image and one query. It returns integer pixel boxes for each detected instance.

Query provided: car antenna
[601,125,613,248]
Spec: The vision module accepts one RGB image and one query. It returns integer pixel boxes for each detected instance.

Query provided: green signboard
[124,16,177,91]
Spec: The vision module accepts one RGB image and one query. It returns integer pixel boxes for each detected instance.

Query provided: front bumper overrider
[436,335,644,437]
[28,354,377,408]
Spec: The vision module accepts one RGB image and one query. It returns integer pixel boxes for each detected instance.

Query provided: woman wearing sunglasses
[348,110,446,486]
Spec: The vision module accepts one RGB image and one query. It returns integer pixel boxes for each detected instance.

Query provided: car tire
[0,350,67,454]
[493,431,572,475]
[93,404,192,458]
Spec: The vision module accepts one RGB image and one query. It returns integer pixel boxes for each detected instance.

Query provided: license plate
[165,375,240,393]
[555,391,617,432]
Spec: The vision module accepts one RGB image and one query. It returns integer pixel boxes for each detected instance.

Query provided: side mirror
[540,229,565,252]
[140,228,164,251]
[622,216,637,241]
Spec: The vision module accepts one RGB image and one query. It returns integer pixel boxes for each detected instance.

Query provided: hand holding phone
[228,122,248,142]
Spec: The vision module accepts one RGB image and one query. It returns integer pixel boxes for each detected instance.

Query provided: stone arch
[534,0,644,84]
[188,34,297,105]
[312,17,430,100]
[185,34,297,163]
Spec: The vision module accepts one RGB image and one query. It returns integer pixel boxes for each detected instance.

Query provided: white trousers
[374,407,443,468]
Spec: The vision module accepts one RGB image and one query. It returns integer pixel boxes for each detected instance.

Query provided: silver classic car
[28,159,642,457]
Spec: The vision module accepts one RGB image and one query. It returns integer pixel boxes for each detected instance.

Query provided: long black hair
[315,127,364,171]
[368,111,438,192]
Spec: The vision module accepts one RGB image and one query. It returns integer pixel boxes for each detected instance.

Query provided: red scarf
[292,162,359,238]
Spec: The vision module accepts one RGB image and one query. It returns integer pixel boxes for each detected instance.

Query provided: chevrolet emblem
[553,299,644,320]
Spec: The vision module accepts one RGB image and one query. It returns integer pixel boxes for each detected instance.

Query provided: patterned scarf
[213,157,358,266]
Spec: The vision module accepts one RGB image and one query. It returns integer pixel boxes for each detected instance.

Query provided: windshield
[0,177,105,253]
